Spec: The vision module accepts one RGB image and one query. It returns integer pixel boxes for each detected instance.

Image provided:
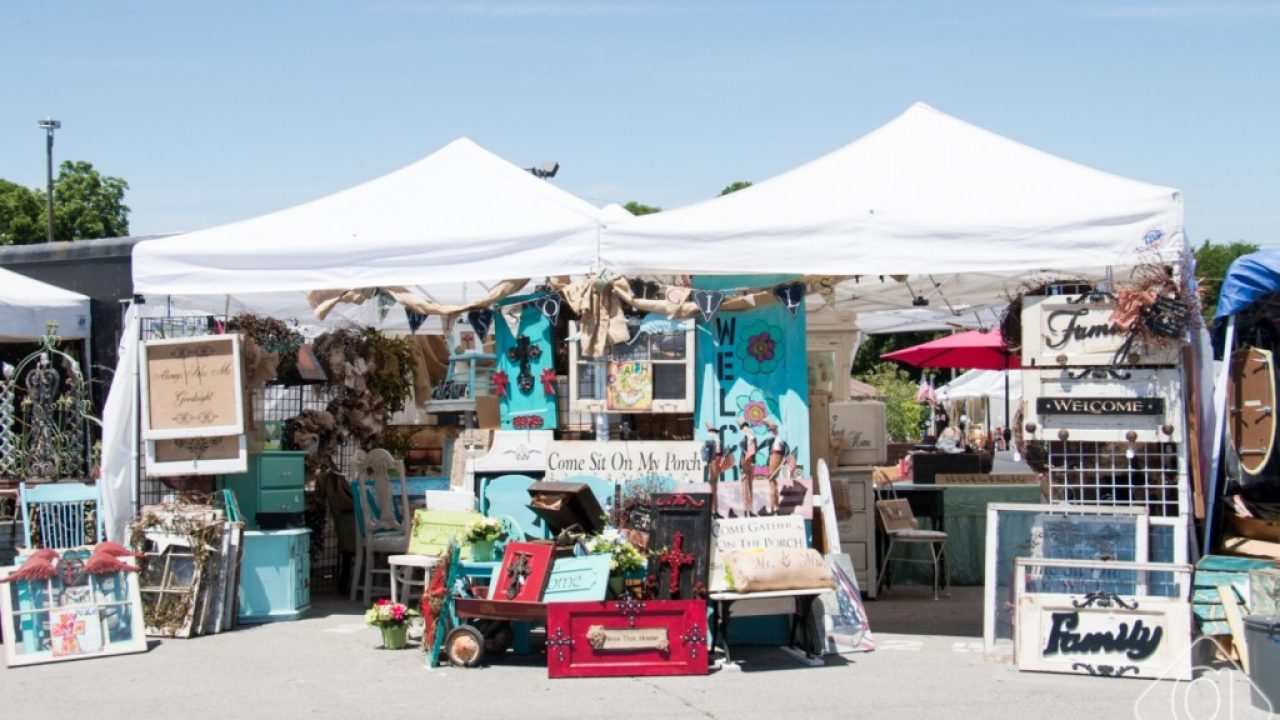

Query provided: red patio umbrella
[881,329,1020,440]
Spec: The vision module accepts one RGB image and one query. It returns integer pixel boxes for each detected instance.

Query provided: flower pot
[608,574,625,598]
[381,624,408,650]
[471,539,495,562]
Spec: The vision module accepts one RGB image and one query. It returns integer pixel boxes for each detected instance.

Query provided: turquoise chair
[19,481,103,549]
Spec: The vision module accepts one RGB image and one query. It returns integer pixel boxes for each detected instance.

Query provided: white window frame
[567,320,696,414]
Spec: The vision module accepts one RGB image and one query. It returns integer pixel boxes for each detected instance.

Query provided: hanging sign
[141,335,245,440]
[1035,397,1165,416]
[1020,296,1180,367]
[544,441,704,483]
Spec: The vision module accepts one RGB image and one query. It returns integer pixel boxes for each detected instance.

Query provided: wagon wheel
[445,624,485,667]
[476,619,513,655]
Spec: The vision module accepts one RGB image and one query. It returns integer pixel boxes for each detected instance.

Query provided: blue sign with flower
[694,275,810,489]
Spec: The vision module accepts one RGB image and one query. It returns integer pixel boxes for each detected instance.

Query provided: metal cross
[504,552,532,599]
[506,335,543,394]
[680,623,706,659]
[658,532,695,599]
[546,625,574,662]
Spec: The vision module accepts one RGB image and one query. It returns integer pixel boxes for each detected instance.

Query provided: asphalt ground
[2,585,1270,719]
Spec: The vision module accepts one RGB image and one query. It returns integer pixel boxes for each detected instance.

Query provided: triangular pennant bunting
[467,308,494,339]
[404,307,427,334]
[692,290,725,322]
[772,282,806,318]
[536,293,562,324]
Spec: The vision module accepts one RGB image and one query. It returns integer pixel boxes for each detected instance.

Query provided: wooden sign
[1022,367,1183,443]
[544,441,704,483]
[1014,559,1193,680]
[407,510,483,558]
[546,599,708,678]
[141,335,245,439]
[1035,397,1164,416]
[709,515,807,593]
[542,555,612,603]
[146,435,247,477]
[1020,295,1180,367]
[650,492,713,600]
[495,542,554,602]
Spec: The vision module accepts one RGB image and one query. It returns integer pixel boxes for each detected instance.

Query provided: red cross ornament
[658,532,695,598]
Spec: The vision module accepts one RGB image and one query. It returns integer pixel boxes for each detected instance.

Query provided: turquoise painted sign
[495,302,558,430]
[695,275,810,517]
[540,555,613,602]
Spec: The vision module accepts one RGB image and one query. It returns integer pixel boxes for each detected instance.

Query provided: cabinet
[807,308,857,400]
[218,451,307,530]
[831,467,877,598]
[238,529,311,623]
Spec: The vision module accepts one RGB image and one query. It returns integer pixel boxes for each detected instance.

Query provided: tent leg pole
[1203,315,1235,554]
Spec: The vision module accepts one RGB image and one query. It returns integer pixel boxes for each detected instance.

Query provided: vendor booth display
[91,101,1214,683]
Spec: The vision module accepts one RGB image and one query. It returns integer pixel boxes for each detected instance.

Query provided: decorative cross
[616,595,646,627]
[504,552,532,600]
[52,612,87,655]
[546,625,574,662]
[658,532,695,599]
[680,622,706,659]
[506,335,543,394]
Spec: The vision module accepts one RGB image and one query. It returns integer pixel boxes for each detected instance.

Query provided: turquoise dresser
[218,451,307,530]
[238,529,311,623]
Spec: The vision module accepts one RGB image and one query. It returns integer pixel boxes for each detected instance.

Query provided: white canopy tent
[602,103,1186,289]
[0,267,91,342]
[937,368,1024,410]
[132,137,606,306]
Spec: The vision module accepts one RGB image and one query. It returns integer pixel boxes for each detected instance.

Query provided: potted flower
[365,598,420,649]
[587,529,648,597]
[464,517,505,562]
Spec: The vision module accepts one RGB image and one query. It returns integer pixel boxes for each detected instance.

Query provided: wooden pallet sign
[649,492,713,600]
[1014,559,1192,680]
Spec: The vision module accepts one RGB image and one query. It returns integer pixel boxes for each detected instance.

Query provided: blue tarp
[1215,248,1280,321]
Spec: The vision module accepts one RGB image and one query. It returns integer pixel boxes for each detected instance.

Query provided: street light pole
[37,118,60,243]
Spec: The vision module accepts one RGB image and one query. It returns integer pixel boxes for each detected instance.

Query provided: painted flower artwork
[736,320,782,374]
[736,389,775,437]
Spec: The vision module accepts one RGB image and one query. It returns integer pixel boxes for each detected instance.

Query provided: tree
[861,362,927,442]
[1195,239,1258,323]
[720,181,752,196]
[0,180,43,245]
[623,201,661,216]
[52,161,130,241]
[0,161,129,245]
[851,330,944,377]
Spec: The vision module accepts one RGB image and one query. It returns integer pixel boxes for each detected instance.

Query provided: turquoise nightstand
[238,529,311,624]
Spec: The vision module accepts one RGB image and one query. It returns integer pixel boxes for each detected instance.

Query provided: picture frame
[140,335,245,440]
[494,542,554,602]
[1,550,148,667]
[983,503,1150,656]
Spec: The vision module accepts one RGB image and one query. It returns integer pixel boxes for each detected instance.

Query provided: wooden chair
[349,449,410,604]
[19,481,103,549]
[875,498,949,601]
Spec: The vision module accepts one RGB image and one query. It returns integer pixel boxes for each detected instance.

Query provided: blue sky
[2,1,1277,246]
